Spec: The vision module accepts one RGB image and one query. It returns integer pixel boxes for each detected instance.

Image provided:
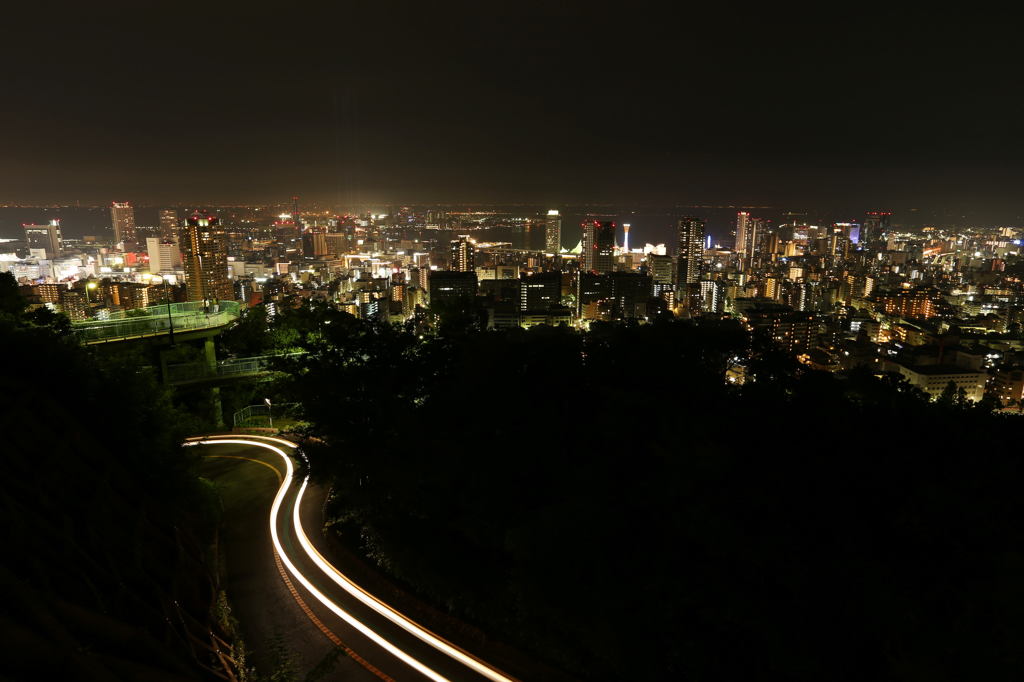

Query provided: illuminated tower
[159,209,179,241]
[676,216,704,286]
[450,235,475,271]
[582,220,615,273]
[545,210,561,254]
[180,210,233,302]
[622,223,631,252]
[734,211,750,256]
[110,201,136,249]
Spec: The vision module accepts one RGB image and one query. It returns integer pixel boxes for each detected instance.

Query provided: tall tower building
[862,211,892,244]
[159,209,179,241]
[676,216,705,286]
[23,220,62,259]
[110,201,136,249]
[545,210,561,254]
[582,220,616,273]
[450,235,475,271]
[734,212,750,256]
[622,223,631,252]
[180,210,233,302]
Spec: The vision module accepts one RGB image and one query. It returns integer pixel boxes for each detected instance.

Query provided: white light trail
[195,437,449,682]
[291,477,516,682]
[197,433,517,681]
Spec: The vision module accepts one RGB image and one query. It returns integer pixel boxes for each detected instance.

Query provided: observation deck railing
[72,300,242,344]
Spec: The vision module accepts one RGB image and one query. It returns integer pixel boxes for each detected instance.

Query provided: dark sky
[3,3,1023,217]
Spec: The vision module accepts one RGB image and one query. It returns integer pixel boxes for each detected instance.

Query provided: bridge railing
[72,300,242,344]
[164,351,304,385]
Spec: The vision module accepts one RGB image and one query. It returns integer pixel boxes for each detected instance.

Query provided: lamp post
[84,280,98,305]
[264,398,273,428]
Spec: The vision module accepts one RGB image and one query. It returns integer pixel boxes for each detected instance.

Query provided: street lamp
[84,280,98,305]
[264,398,273,428]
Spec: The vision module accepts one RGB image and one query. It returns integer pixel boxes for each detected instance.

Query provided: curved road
[191,434,518,682]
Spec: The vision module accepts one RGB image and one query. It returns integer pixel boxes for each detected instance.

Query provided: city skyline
[6,5,1024,680]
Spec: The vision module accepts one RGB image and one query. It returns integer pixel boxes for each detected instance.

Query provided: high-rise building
[450,235,475,271]
[734,212,750,256]
[699,279,725,313]
[862,211,892,244]
[110,201,136,249]
[23,220,62,259]
[545,210,561,254]
[449,235,476,272]
[302,228,329,258]
[180,210,233,302]
[159,209,179,241]
[676,216,704,286]
[146,237,182,273]
[582,220,615,273]
[519,270,561,311]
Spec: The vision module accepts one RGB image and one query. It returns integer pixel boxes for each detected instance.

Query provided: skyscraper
[582,220,615,273]
[180,210,233,302]
[23,220,62,259]
[862,211,892,244]
[545,210,561,254]
[159,209,179,241]
[734,212,750,256]
[450,235,475,271]
[110,201,136,249]
[676,216,704,286]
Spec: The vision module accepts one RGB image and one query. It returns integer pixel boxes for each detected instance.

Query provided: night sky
[4,4,1023,217]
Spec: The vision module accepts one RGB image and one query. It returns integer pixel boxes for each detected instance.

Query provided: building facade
[180,211,233,302]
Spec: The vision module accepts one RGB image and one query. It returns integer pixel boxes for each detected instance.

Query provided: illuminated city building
[862,211,892,244]
[429,270,478,303]
[676,216,704,287]
[581,221,615,274]
[699,279,725,313]
[450,235,476,272]
[302,229,329,258]
[23,220,62,259]
[146,237,182,273]
[545,210,561,254]
[520,270,561,311]
[110,201,136,249]
[734,212,750,256]
[159,209,179,241]
[887,363,986,402]
[180,210,233,302]
[879,288,940,320]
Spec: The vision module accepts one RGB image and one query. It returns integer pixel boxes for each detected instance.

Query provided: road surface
[193,434,519,682]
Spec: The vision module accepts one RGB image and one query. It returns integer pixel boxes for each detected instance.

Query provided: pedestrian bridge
[72,300,243,344]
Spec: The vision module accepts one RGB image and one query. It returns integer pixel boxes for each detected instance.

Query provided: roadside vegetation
[0,272,230,679]
[251,298,1024,681]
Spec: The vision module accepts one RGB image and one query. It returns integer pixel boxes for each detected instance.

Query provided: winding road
[191,434,519,682]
